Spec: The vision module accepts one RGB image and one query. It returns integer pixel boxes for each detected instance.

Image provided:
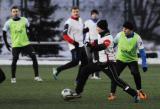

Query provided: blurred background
[0,0,160,65]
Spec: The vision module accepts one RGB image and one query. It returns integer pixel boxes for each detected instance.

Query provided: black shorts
[12,44,35,59]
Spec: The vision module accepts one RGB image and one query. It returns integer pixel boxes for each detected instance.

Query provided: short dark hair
[97,19,109,31]
[123,21,134,30]
[71,6,79,11]
[11,6,19,11]
[91,9,99,15]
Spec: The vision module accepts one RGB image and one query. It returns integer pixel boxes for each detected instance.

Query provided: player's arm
[113,33,120,48]
[83,23,89,43]
[25,18,40,43]
[63,24,79,47]
[138,36,148,72]
[91,39,111,52]
[2,21,11,51]
[25,18,30,35]
[83,27,89,34]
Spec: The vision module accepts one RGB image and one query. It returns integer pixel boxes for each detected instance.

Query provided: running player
[108,21,148,101]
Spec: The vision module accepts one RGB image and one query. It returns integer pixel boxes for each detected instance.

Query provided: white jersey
[84,19,99,42]
[98,34,116,62]
[65,17,84,50]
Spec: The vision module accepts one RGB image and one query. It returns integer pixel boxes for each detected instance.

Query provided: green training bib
[9,17,30,47]
[116,31,139,62]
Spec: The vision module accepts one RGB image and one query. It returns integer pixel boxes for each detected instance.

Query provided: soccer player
[2,6,43,83]
[52,7,88,80]
[65,20,140,103]
[108,21,148,101]
[84,9,101,80]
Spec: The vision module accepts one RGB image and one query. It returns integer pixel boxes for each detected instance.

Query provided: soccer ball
[61,88,73,99]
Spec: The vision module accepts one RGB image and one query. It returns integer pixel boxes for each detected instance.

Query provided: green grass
[0,65,160,109]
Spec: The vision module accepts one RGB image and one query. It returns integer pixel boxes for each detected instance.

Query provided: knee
[71,60,79,66]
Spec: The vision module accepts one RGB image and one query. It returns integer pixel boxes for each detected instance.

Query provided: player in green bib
[2,6,43,83]
[108,21,148,101]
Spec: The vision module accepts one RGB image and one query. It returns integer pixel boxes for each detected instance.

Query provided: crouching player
[65,20,140,103]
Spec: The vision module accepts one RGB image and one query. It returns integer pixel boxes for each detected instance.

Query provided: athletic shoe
[108,93,116,101]
[137,90,147,100]
[11,78,16,83]
[64,92,81,101]
[90,76,101,80]
[34,76,43,82]
[133,94,140,103]
[53,68,58,80]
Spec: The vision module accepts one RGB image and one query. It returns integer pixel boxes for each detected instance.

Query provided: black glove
[84,42,91,47]
[6,44,11,51]
[74,41,79,48]
[142,67,148,72]
[83,27,89,34]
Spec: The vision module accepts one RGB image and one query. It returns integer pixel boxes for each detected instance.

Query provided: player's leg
[108,60,126,100]
[11,47,21,83]
[53,48,79,80]
[66,62,102,100]
[91,51,101,80]
[128,61,147,100]
[0,68,6,83]
[91,71,101,80]
[104,62,140,103]
[75,47,88,84]
[22,45,42,82]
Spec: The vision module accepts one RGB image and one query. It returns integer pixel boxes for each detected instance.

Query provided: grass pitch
[0,65,159,109]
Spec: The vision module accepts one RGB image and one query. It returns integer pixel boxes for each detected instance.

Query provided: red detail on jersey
[71,16,79,21]
[90,41,96,47]
[104,39,111,47]
[63,34,75,44]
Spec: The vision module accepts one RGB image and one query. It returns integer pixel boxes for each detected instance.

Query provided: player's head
[11,6,20,18]
[96,20,109,34]
[71,6,79,18]
[123,21,134,36]
[91,9,99,20]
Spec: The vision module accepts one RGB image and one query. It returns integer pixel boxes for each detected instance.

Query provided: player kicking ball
[2,6,43,83]
[64,20,140,103]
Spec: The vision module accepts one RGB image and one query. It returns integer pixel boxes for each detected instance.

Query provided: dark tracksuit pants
[111,60,142,93]
[75,61,137,97]
[84,46,100,77]
[91,51,100,77]
[12,45,39,78]
[57,47,88,81]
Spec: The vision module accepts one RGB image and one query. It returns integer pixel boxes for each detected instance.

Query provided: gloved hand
[73,41,79,48]
[85,42,91,47]
[83,27,89,33]
[142,67,148,72]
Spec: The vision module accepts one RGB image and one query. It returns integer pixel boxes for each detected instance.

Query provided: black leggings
[12,45,39,78]
[75,61,137,97]
[57,47,88,81]
[111,60,142,93]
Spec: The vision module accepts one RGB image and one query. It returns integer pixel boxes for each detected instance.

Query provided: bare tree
[124,0,160,43]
